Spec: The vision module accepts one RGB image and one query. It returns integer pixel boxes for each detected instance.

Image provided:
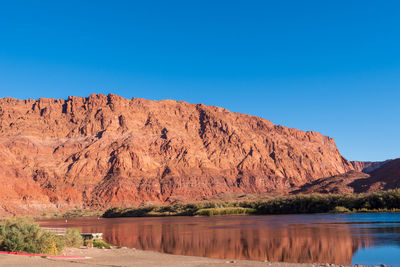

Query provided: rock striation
[0,94,355,215]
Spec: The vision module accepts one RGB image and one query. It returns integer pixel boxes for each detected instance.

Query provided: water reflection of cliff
[104,223,371,264]
[39,217,373,265]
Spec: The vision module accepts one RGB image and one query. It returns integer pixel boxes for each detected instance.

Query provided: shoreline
[2,190,399,219]
[0,247,353,267]
[102,190,400,218]
[1,209,396,222]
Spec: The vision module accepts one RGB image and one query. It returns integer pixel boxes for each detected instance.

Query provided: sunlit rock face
[0,94,354,215]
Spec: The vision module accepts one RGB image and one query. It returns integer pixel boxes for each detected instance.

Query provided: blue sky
[0,0,399,161]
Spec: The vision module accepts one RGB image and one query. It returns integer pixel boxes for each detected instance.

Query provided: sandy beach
[0,247,353,267]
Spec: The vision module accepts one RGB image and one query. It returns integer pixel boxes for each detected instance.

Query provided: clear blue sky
[0,1,399,161]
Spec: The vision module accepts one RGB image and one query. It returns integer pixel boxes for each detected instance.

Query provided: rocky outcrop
[351,160,392,173]
[292,171,370,194]
[294,159,400,194]
[360,158,400,191]
[0,94,355,215]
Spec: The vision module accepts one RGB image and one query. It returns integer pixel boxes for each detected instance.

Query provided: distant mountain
[350,160,392,173]
[295,158,400,194]
[364,158,400,191]
[0,94,354,215]
[292,171,370,195]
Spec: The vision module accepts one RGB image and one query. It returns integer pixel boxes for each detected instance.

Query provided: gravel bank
[0,247,355,267]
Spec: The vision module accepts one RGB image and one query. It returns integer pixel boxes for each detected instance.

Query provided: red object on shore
[0,251,86,259]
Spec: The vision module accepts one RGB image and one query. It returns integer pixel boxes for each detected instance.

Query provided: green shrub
[0,219,64,254]
[103,207,124,218]
[84,239,93,247]
[103,206,157,217]
[92,240,111,249]
[195,207,256,216]
[331,206,351,213]
[63,228,83,248]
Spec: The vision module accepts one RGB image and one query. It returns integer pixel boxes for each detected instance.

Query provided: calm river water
[38,213,400,266]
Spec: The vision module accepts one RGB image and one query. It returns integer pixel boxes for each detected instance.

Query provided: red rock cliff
[0,94,354,215]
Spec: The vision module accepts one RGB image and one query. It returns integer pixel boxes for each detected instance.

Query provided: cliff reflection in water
[39,215,381,265]
[40,214,400,264]
[102,220,369,265]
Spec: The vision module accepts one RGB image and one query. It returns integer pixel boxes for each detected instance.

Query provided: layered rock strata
[0,94,355,215]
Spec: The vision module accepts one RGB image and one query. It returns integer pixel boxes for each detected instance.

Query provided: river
[38,213,400,266]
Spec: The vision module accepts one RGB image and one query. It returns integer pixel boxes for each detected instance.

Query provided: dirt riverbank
[0,247,354,267]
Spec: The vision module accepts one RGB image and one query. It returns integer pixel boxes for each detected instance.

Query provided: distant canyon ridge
[0,94,398,216]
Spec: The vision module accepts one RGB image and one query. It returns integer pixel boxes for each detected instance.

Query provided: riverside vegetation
[103,190,400,218]
[0,219,83,254]
[39,207,102,219]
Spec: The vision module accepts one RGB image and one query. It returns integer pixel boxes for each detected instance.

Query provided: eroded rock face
[0,94,354,215]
